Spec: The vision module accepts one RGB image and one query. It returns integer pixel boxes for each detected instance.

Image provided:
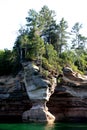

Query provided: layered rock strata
[22,62,56,123]
[48,67,87,122]
[62,67,87,98]
[1,65,87,122]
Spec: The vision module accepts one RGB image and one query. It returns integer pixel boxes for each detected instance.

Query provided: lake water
[0,123,87,130]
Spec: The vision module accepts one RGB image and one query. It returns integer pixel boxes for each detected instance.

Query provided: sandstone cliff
[0,65,87,122]
[0,61,56,123]
[48,67,87,122]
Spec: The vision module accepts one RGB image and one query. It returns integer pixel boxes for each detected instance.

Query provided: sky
[0,0,87,50]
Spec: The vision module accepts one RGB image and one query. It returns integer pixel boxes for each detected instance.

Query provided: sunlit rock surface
[62,67,87,98]
[0,62,56,123]
[1,65,87,122]
[22,62,56,123]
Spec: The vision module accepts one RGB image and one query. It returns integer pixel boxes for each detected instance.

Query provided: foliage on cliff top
[0,5,87,76]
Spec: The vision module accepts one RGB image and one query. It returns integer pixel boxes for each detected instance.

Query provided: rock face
[0,62,56,123]
[47,88,87,122]
[0,75,32,123]
[1,65,87,123]
[62,67,87,98]
[22,62,56,123]
[47,66,87,122]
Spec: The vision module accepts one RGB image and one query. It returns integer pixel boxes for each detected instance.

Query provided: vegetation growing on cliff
[0,5,87,76]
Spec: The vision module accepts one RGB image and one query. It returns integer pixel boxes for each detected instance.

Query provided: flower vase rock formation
[22,62,56,123]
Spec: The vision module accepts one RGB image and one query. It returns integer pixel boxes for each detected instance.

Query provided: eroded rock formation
[1,65,87,123]
[49,66,87,122]
[22,62,56,123]
[62,67,87,98]
[0,61,56,123]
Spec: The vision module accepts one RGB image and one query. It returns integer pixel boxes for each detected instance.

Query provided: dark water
[0,123,87,130]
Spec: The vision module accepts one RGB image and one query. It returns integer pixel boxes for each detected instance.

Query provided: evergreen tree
[71,22,87,70]
[56,18,69,56]
[71,22,82,49]
[39,5,57,43]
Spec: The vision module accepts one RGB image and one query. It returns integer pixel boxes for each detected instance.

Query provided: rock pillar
[22,62,56,123]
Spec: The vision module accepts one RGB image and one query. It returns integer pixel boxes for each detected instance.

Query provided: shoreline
[0,115,87,123]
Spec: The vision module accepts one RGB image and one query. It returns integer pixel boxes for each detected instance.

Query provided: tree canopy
[0,5,87,76]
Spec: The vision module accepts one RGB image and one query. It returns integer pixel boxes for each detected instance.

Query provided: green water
[0,123,87,130]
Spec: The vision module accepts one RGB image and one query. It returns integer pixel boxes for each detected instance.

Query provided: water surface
[0,123,87,130]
